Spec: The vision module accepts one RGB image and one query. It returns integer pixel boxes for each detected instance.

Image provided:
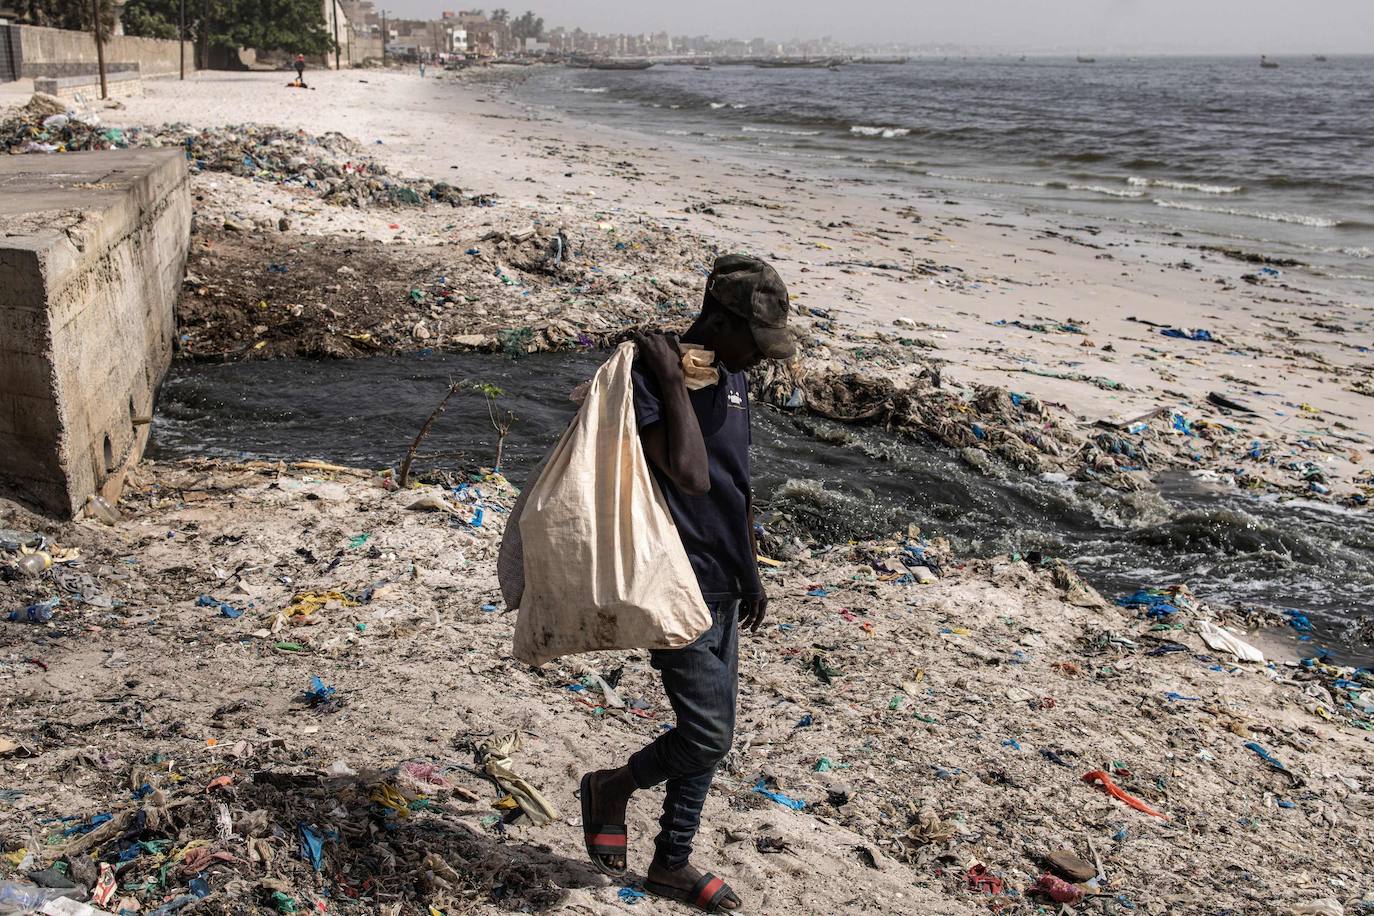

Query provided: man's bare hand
[741,592,768,632]
[633,331,685,386]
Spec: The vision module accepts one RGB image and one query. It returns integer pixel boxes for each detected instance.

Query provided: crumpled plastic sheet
[475,732,559,827]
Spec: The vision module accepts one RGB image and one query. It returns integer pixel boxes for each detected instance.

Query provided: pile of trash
[747,356,1372,505]
[175,217,712,360]
[750,361,1104,485]
[0,97,491,210]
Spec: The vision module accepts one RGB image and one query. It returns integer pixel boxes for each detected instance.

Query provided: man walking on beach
[579,255,796,913]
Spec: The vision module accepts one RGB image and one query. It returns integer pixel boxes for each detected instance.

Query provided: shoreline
[1,67,1373,915]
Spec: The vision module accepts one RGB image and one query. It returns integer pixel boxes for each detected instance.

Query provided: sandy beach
[2,67,1373,916]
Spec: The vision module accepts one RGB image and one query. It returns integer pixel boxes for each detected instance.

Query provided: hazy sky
[387,0,1372,53]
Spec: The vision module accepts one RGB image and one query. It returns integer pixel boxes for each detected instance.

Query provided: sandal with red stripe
[579,772,629,877]
[643,872,741,913]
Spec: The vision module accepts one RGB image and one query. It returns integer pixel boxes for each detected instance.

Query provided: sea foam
[1154,199,1341,228]
[927,171,1049,189]
[741,125,822,136]
[850,125,911,139]
[1128,177,1242,194]
[1068,183,1147,199]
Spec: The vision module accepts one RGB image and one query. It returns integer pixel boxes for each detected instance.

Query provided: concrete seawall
[13,25,195,80]
[0,149,191,518]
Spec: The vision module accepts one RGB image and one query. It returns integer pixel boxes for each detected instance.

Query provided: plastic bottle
[8,597,58,624]
[85,495,120,525]
[16,551,51,578]
[0,881,84,914]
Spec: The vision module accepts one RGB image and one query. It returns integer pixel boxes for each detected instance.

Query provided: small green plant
[475,383,517,470]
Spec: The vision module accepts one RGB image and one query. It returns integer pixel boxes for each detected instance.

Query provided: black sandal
[579,772,628,877]
[644,872,740,913]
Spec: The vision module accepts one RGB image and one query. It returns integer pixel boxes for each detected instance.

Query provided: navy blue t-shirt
[631,361,760,602]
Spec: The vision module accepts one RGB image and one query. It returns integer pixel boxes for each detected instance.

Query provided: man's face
[714,322,765,373]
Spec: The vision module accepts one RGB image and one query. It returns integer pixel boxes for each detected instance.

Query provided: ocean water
[516,56,1374,285]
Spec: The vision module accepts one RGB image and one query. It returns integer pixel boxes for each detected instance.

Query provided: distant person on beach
[292,54,307,88]
[578,256,796,913]
[419,58,426,78]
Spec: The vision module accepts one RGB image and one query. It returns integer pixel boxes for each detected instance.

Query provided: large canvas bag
[512,342,710,666]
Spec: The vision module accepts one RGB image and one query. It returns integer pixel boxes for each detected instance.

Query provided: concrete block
[0,149,190,518]
[34,70,144,99]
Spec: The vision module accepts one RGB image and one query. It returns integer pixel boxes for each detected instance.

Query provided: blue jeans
[628,599,740,869]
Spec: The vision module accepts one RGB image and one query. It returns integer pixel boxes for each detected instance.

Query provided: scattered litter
[1082,770,1168,820]
[752,778,806,810]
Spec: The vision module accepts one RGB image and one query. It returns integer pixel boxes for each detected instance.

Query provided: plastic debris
[298,823,324,871]
[1160,327,1216,342]
[1082,770,1168,820]
[966,863,1004,894]
[752,778,805,810]
[1032,873,1086,903]
[1197,620,1264,662]
[302,677,337,708]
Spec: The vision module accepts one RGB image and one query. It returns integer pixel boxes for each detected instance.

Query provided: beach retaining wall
[0,150,190,518]
[13,25,194,80]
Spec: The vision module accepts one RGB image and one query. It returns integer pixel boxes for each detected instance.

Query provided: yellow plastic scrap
[2,848,27,868]
[370,782,412,819]
[492,795,519,811]
[282,590,357,619]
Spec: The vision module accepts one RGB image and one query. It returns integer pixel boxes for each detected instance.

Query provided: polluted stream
[152,350,1374,664]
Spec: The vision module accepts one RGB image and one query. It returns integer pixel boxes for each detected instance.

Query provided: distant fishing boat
[1313,54,1328,62]
[589,59,655,70]
[851,56,909,65]
[1260,55,1280,69]
[1076,55,1096,64]
[693,65,711,71]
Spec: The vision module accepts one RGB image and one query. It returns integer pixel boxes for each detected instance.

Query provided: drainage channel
[151,350,1374,664]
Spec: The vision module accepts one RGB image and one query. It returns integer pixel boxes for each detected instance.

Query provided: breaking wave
[850,125,911,138]
[1154,199,1341,228]
[1068,183,1147,199]
[568,87,608,93]
[928,171,1050,188]
[741,125,822,136]
[1128,177,1243,194]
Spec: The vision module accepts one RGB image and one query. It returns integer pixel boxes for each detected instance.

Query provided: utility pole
[200,0,209,70]
[380,10,387,64]
[178,0,185,79]
[331,0,339,70]
[90,0,107,99]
